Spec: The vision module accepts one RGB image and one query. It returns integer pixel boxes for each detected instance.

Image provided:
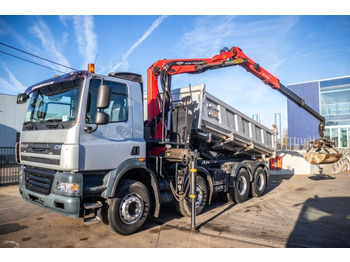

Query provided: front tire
[107,180,151,235]
[175,175,208,217]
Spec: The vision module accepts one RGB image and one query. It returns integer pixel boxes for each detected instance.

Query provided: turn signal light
[88,63,95,74]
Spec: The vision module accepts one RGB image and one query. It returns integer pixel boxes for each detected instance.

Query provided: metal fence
[0,147,19,185]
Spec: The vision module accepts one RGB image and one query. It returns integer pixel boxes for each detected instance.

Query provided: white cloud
[58,15,98,69]
[0,65,26,95]
[177,16,236,57]
[59,15,69,27]
[112,15,168,71]
[62,32,69,46]
[71,16,98,68]
[177,16,299,71]
[174,16,299,130]
[29,17,72,72]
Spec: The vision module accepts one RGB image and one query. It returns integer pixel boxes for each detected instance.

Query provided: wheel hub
[119,193,144,224]
[256,173,265,191]
[238,176,248,195]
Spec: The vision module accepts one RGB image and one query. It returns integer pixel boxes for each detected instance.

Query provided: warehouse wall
[0,94,27,147]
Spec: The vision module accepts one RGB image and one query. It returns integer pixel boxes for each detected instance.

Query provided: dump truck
[16,46,341,235]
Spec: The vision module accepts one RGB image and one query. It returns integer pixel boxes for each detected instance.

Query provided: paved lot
[1,172,350,248]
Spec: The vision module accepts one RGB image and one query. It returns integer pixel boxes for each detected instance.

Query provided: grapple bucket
[303,138,342,165]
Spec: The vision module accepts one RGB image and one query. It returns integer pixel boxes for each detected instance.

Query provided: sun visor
[24,71,88,95]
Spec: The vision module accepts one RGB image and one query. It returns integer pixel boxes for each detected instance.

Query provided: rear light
[270,157,276,170]
[276,156,282,170]
[270,156,282,170]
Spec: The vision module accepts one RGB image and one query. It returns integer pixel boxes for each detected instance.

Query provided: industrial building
[0,93,28,147]
[287,75,350,148]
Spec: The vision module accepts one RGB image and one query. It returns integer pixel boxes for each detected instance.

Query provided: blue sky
[0,15,349,131]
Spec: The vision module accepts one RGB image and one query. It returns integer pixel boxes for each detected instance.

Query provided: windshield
[24,79,82,127]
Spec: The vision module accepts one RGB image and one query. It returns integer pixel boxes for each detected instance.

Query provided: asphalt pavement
[1,172,350,248]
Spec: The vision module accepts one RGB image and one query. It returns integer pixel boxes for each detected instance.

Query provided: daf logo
[54,145,62,150]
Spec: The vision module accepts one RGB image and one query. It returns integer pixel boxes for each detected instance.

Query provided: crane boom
[146,46,341,164]
[147,46,325,137]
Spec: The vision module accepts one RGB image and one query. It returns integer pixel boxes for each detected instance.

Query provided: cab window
[86,79,128,123]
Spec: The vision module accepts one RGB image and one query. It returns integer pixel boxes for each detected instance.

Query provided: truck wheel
[107,180,151,235]
[232,168,250,203]
[175,176,208,217]
[251,167,267,197]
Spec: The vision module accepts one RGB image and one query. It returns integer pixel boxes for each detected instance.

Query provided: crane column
[189,151,198,232]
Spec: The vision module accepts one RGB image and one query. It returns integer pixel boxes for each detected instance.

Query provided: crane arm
[147,46,326,139]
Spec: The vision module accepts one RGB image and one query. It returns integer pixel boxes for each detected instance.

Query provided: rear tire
[232,168,250,203]
[107,180,151,235]
[251,167,267,197]
[175,176,208,217]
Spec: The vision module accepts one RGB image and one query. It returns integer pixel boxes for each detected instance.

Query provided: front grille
[20,142,62,166]
[25,167,55,195]
[21,143,62,155]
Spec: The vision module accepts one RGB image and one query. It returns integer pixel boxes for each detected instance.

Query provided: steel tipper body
[171,85,275,157]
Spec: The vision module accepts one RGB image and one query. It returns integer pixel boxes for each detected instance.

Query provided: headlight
[56,182,80,193]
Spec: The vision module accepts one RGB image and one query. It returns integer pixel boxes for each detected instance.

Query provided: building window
[324,128,330,139]
[340,128,347,148]
[320,77,350,88]
[320,77,350,127]
[331,128,339,147]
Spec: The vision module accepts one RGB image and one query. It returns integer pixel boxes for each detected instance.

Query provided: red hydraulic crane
[146,46,341,164]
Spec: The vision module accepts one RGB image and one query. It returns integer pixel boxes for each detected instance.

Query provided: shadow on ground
[287,196,350,247]
[265,174,294,194]
[147,175,292,232]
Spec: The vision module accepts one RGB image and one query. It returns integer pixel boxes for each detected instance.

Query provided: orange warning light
[88,63,95,74]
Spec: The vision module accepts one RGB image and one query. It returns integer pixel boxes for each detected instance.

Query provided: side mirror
[95,111,109,125]
[17,93,29,104]
[96,84,111,109]
[84,84,110,134]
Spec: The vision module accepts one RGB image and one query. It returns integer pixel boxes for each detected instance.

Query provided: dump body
[144,84,276,156]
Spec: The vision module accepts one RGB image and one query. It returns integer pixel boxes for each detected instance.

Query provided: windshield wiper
[45,119,64,129]
[23,121,38,130]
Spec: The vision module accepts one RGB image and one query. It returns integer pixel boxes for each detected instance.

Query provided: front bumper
[18,166,83,218]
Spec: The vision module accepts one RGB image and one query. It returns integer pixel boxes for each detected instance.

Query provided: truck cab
[17,69,157,235]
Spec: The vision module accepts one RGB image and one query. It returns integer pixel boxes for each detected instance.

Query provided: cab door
[79,77,144,171]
